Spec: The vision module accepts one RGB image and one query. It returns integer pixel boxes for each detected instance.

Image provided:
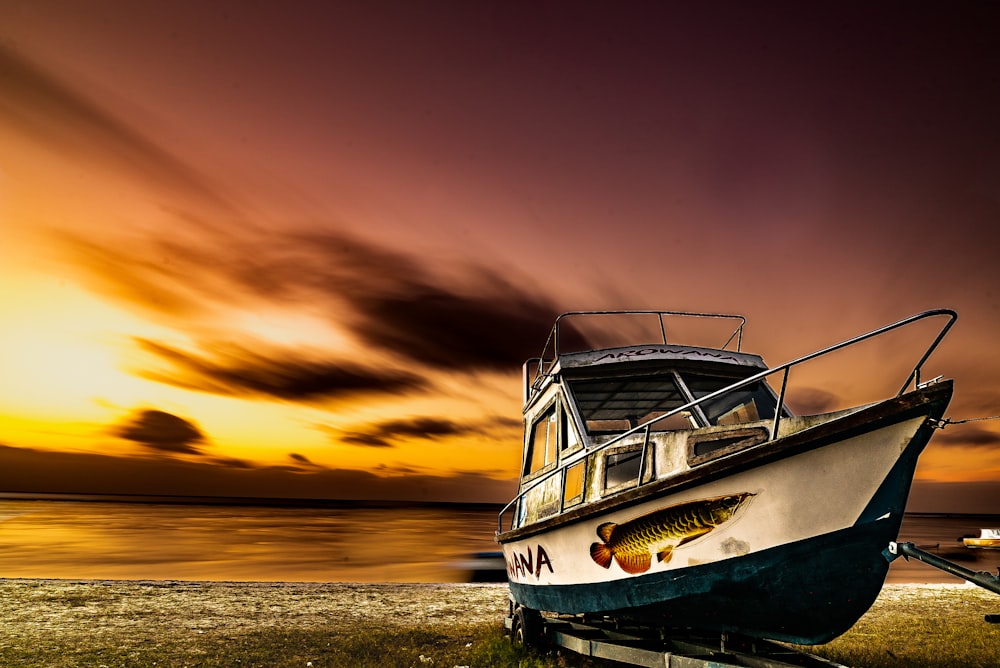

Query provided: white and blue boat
[497,309,956,645]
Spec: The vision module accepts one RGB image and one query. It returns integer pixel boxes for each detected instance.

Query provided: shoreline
[0,576,982,586]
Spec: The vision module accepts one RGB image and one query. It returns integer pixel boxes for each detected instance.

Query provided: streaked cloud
[58,224,563,409]
[0,43,231,208]
[326,415,520,449]
[133,337,426,401]
[288,453,319,467]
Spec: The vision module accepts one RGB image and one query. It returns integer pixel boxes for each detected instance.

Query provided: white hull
[502,416,924,587]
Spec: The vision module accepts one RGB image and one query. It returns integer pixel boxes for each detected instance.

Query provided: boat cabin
[511,312,789,530]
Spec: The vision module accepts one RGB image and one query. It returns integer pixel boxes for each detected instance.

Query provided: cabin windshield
[683,373,778,425]
[568,374,693,433]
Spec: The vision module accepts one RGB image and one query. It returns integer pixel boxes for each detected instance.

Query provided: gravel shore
[1,580,995,667]
[0,578,511,632]
[0,579,512,667]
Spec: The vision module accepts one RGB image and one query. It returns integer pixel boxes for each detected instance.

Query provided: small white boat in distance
[964,529,1000,549]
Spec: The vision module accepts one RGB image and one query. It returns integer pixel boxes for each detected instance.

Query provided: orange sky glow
[1,2,998,511]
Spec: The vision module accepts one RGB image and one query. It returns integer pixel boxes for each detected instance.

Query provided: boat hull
[499,383,951,644]
[511,520,894,644]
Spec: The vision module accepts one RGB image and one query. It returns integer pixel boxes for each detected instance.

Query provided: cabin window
[563,461,585,507]
[604,448,642,490]
[525,405,558,475]
[561,409,581,452]
[683,375,777,426]
[569,375,686,433]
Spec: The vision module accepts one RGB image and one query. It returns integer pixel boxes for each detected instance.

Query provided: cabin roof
[555,344,767,373]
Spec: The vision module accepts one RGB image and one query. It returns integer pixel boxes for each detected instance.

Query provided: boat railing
[526,310,747,403]
[500,308,958,534]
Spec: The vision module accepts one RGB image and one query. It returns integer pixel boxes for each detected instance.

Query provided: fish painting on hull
[590,493,755,574]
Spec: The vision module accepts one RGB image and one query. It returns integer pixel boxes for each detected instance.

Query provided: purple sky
[1,2,998,510]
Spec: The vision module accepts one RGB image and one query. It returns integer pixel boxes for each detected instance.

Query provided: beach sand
[0,580,996,667]
[0,579,510,667]
[0,579,510,631]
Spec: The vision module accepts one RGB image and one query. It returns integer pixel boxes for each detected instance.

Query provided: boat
[964,529,1000,549]
[496,309,957,645]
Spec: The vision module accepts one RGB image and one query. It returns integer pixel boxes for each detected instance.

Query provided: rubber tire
[511,606,545,649]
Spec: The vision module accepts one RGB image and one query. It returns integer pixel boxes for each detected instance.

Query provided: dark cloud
[340,433,394,448]
[114,409,206,455]
[372,417,469,440]
[933,424,1000,448]
[61,227,565,379]
[352,291,557,370]
[288,453,321,468]
[235,231,563,370]
[374,463,422,475]
[134,338,426,401]
[329,415,517,448]
[297,233,562,369]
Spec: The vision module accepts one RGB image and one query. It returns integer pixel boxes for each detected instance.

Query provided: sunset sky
[1,2,998,511]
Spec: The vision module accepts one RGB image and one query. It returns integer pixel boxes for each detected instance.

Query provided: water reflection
[0,500,501,582]
[887,514,1000,584]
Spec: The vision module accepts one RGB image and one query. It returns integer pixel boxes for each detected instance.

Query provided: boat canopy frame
[500,308,958,534]
[525,310,747,404]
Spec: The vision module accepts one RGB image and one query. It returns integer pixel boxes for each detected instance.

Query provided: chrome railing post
[638,424,652,487]
[771,368,789,441]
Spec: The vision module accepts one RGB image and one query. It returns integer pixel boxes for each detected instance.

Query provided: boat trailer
[504,605,848,667]
[883,540,1000,623]
[505,540,999,667]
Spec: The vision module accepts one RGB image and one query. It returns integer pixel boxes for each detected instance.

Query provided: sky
[0,2,998,511]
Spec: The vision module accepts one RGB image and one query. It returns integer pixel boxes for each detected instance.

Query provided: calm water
[0,498,996,584]
[0,498,501,582]
[885,513,1000,584]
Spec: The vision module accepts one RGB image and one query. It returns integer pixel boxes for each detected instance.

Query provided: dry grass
[0,580,996,667]
[802,584,1000,668]
[0,579,515,667]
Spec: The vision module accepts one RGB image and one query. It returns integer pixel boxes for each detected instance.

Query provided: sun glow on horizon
[0,277,156,418]
[0,267,523,479]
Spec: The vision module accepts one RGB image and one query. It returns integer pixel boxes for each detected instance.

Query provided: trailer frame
[505,601,848,668]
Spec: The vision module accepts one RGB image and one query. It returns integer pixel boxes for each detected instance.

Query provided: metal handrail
[498,308,957,533]
[528,311,747,400]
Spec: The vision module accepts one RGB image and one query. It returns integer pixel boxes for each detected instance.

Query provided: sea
[0,494,997,584]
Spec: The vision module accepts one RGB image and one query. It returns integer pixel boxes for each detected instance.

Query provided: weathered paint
[499,385,949,643]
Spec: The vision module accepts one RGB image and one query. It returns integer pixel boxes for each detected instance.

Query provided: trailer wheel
[511,606,544,649]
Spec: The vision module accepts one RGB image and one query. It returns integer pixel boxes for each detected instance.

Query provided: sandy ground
[0,579,996,667]
[0,579,511,632]
[0,579,993,641]
[0,579,991,636]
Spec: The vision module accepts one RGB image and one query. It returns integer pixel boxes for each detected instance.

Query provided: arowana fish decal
[590,492,755,574]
